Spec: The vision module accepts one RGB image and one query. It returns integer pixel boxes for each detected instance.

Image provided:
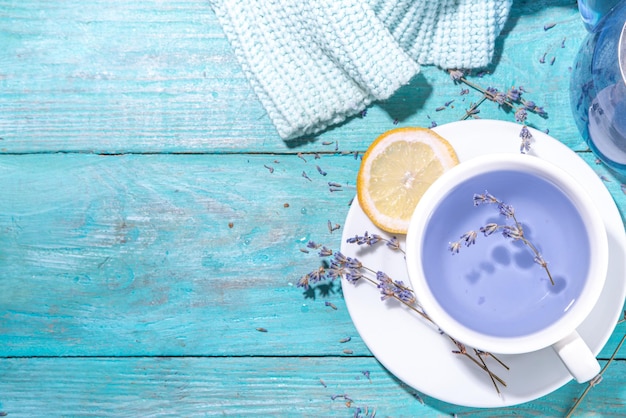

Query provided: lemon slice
[357,127,459,234]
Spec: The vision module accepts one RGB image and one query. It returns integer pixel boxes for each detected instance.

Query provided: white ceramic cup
[405,154,608,383]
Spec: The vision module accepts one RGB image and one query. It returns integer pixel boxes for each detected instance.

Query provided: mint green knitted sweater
[210,0,512,140]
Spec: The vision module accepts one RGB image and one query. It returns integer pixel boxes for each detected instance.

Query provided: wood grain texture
[0,152,623,358]
[0,0,589,153]
[0,153,362,356]
[0,0,625,416]
[0,357,624,417]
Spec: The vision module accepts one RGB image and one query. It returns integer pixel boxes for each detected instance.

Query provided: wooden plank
[0,152,624,359]
[0,356,623,417]
[0,0,589,153]
[0,152,360,356]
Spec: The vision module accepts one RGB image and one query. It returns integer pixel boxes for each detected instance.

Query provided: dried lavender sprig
[448,69,545,153]
[474,347,503,393]
[453,71,545,117]
[298,237,509,393]
[300,247,426,319]
[339,241,508,392]
[449,191,555,285]
[297,266,327,289]
[345,231,403,253]
[451,71,514,108]
[447,338,507,391]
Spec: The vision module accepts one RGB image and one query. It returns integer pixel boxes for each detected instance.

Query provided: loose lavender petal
[318,246,333,257]
[514,108,528,123]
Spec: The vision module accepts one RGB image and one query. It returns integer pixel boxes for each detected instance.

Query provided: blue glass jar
[578,0,622,31]
[571,0,626,174]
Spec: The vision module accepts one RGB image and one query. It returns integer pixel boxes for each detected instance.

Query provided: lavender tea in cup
[406,154,608,383]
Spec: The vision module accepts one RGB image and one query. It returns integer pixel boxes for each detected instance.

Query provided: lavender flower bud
[473,193,487,206]
[326,260,345,280]
[318,246,333,257]
[449,69,464,81]
[480,223,499,236]
[376,271,394,300]
[396,288,416,304]
[498,202,515,218]
[519,125,533,154]
[345,270,363,284]
[367,233,382,245]
[519,125,532,140]
[376,271,391,284]
[448,241,461,254]
[502,225,523,240]
[297,275,310,289]
[506,88,521,102]
[309,266,326,283]
[333,251,347,264]
[386,236,401,251]
[346,257,362,270]
[485,192,499,204]
[486,86,498,95]
[461,230,478,247]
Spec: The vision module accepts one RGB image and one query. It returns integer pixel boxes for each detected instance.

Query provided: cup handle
[552,330,600,383]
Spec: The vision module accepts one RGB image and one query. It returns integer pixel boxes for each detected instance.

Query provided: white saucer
[340,119,626,407]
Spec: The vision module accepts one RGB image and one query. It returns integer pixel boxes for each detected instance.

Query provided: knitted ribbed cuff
[211,0,420,140]
[370,0,512,69]
[210,0,511,140]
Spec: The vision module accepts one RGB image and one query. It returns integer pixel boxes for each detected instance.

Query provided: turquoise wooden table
[1,0,625,416]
